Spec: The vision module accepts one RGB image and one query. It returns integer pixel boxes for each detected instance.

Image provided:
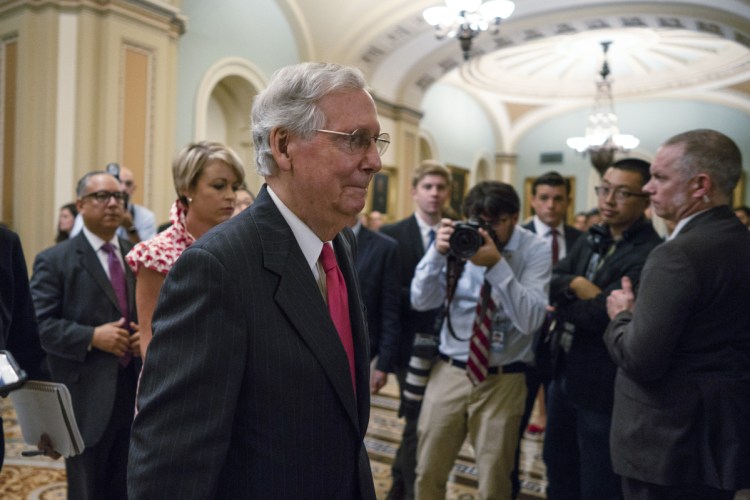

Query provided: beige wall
[0,0,183,266]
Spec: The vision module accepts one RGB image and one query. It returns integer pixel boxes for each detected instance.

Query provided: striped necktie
[467,280,495,385]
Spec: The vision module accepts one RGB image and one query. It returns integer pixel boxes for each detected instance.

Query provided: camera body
[449,219,491,259]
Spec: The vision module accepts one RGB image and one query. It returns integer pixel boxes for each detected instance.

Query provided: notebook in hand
[9,380,85,458]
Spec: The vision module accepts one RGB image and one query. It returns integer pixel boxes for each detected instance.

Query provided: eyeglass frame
[314,128,390,156]
[80,190,128,205]
[594,185,650,202]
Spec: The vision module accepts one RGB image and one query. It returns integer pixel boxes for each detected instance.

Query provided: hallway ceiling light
[566,41,639,176]
[423,0,515,61]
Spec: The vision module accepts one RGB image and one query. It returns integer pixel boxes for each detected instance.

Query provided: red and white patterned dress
[127,200,195,276]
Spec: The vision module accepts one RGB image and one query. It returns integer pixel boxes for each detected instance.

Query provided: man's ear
[270,128,292,171]
[692,173,712,199]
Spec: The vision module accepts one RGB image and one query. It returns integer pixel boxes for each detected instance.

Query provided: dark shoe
[386,479,405,500]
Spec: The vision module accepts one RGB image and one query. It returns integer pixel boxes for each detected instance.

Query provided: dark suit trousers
[66,364,136,500]
[621,476,735,500]
[543,379,621,500]
[388,366,419,500]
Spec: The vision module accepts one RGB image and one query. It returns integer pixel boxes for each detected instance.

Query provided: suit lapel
[333,231,371,432]
[356,226,375,266]
[407,215,426,262]
[253,189,360,431]
[563,224,579,249]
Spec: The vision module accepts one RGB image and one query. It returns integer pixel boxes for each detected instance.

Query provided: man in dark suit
[606,129,750,499]
[0,226,47,469]
[380,159,452,500]
[514,170,582,497]
[30,171,140,499]
[543,159,662,500]
[352,220,401,393]
[128,62,383,499]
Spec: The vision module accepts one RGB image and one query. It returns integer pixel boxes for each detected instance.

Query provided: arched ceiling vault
[278,0,750,147]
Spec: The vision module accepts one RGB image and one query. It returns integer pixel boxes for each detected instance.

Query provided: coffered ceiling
[278,0,750,109]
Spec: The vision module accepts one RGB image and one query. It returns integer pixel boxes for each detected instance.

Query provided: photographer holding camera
[410,181,550,500]
[542,159,662,500]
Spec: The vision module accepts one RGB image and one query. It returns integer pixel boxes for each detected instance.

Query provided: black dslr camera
[449,219,491,259]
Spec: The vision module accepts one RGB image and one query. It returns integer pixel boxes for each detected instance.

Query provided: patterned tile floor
[4,381,746,500]
[0,396,66,500]
[0,380,545,499]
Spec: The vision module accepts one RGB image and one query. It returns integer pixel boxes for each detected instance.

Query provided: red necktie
[467,280,495,385]
[320,243,356,391]
[549,228,560,264]
[101,243,131,367]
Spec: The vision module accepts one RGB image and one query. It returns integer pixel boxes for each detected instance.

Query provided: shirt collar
[668,208,710,240]
[502,224,522,256]
[82,225,119,252]
[532,215,563,236]
[414,212,439,236]
[267,185,326,276]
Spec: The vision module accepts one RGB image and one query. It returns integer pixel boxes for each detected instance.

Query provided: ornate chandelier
[566,41,639,176]
[423,0,516,61]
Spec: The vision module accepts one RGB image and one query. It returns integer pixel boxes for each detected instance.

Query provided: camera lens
[449,224,483,259]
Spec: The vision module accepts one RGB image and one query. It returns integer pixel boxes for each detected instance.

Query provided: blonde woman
[127,141,245,357]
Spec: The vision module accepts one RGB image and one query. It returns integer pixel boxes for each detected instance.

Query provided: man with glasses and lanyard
[410,181,550,500]
[542,159,662,500]
[30,171,140,499]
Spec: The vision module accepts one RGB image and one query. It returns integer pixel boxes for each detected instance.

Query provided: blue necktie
[427,229,436,251]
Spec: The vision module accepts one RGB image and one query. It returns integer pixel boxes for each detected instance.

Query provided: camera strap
[444,255,475,342]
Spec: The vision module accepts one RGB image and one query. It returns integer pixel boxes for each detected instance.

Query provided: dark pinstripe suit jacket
[128,185,375,499]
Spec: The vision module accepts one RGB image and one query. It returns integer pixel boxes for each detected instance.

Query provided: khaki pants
[415,359,526,500]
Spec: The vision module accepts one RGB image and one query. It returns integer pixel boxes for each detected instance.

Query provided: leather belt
[439,353,526,374]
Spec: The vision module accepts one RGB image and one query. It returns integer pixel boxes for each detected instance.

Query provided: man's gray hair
[251,62,368,176]
[76,170,112,198]
[664,129,742,197]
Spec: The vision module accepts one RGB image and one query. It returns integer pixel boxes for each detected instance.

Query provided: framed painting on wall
[448,165,468,219]
[733,170,746,207]
[367,167,398,221]
[371,172,389,213]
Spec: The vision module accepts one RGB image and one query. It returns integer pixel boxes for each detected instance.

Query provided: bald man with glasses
[69,165,157,244]
[30,171,140,500]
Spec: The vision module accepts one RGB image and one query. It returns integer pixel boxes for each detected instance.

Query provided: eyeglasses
[594,186,649,202]
[81,190,127,204]
[315,129,390,156]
